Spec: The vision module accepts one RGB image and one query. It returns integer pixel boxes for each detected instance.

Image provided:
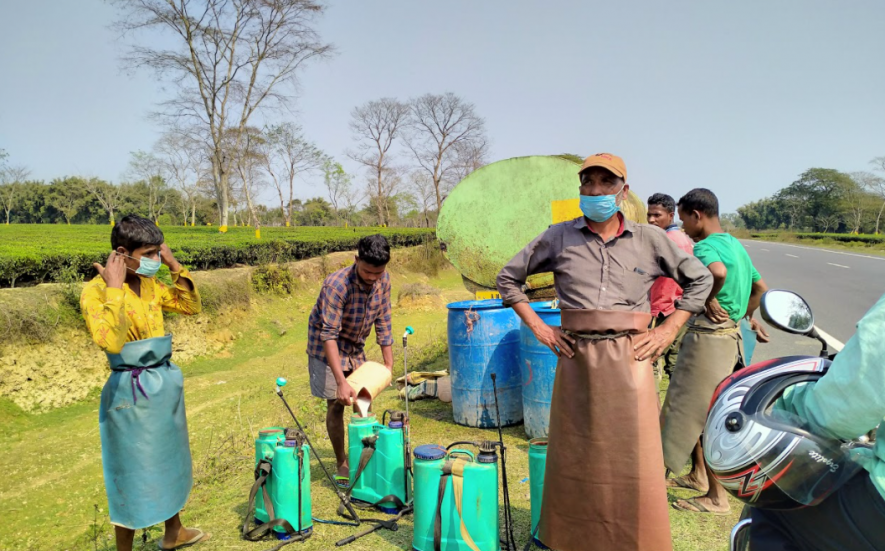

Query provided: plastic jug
[346,361,392,417]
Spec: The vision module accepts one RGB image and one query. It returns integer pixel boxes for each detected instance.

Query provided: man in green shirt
[749,292,885,550]
[660,188,768,515]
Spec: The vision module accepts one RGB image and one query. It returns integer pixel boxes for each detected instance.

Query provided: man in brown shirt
[497,153,712,551]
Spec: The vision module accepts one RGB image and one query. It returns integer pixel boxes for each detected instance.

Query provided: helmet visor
[735,408,869,507]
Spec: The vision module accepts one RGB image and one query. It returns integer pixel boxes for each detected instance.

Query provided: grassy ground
[0,264,743,551]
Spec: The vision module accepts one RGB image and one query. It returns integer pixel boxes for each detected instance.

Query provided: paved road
[739,239,885,362]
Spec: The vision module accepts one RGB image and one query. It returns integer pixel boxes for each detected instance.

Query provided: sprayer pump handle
[276,377,288,388]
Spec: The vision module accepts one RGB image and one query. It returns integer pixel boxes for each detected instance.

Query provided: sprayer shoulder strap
[337,436,378,519]
[433,459,481,551]
[243,460,289,541]
[347,436,378,494]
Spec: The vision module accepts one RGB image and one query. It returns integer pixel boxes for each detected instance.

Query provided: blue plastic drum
[519,302,561,439]
[447,299,523,427]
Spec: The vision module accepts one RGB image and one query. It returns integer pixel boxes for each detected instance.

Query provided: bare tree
[156,130,206,226]
[83,178,122,225]
[845,173,876,234]
[404,93,487,211]
[0,164,30,224]
[364,166,403,227]
[348,98,409,226]
[128,150,169,223]
[264,123,326,226]
[110,0,334,231]
[230,127,267,233]
[869,157,885,235]
[322,160,352,225]
[340,182,363,227]
[410,170,436,228]
[816,213,840,233]
[447,138,488,190]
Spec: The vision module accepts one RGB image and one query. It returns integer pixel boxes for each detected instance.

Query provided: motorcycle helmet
[704,355,870,510]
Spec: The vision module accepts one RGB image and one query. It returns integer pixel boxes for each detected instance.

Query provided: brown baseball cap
[578,152,627,180]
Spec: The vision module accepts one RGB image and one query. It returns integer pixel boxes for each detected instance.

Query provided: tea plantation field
[0,224,434,287]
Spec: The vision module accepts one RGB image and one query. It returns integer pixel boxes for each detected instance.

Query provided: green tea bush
[251,264,299,295]
[0,225,435,287]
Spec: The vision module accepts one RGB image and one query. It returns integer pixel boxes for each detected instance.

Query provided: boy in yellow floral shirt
[81,215,207,551]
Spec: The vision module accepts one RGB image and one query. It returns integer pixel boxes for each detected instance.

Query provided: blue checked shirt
[307,264,393,371]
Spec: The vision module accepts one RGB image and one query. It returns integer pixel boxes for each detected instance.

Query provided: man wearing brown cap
[497,153,712,551]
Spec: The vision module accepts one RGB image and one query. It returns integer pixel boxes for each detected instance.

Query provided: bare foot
[672,496,731,515]
[161,527,207,549]
[666,475,709,493]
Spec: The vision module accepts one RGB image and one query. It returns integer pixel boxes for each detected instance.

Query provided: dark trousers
[750,475,885,551]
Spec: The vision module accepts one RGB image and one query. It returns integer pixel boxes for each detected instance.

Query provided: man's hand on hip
[634,324,678,362]
[533,325,575,358]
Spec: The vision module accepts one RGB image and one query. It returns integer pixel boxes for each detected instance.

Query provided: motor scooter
[726,289,877,551]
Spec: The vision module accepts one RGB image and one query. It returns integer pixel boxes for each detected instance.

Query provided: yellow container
[346,361,392,417]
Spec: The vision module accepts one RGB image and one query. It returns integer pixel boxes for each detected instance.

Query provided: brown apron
[659,316,744,473]
[538,310,672,551]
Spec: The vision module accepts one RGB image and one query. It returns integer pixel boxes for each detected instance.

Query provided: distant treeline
[736,164,885,234]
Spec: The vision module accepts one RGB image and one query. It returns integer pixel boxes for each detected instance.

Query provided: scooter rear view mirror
[760,290,815,335]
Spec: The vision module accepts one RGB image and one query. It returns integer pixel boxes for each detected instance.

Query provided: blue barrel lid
[413,444,447,460]
[447,299,504,310]
[388,421,404,429]
[528,301,553,310]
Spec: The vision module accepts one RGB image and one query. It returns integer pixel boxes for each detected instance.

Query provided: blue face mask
[121,251,162,277]
[580,184,625,222]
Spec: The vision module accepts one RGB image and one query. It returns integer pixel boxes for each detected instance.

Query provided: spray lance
[274,377,362,526]
[492,373,518,551]
[402,326,415,502]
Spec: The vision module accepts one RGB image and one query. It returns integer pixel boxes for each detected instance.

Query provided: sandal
[334,475,350,488]
[666,476,707,492]
[158,528,209,550]
[672,497,730,516]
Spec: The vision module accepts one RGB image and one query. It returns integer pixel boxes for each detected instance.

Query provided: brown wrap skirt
[659,315,743,473]
[537,310,672,551]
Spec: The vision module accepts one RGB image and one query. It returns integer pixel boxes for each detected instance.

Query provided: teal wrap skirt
[100,335,193,529]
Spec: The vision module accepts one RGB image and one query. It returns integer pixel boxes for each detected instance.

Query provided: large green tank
[437,156,647,294]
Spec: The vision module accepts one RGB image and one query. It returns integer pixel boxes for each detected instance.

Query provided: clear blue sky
[1,0,883,213]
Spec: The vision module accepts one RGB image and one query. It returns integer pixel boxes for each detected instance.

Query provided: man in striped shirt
[307,234,394,482]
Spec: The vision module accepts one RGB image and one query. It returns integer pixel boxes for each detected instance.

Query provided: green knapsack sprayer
[242,427,313,546]
[343,327,416,514]
[411,373,518,551]
[242,327,418,548]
